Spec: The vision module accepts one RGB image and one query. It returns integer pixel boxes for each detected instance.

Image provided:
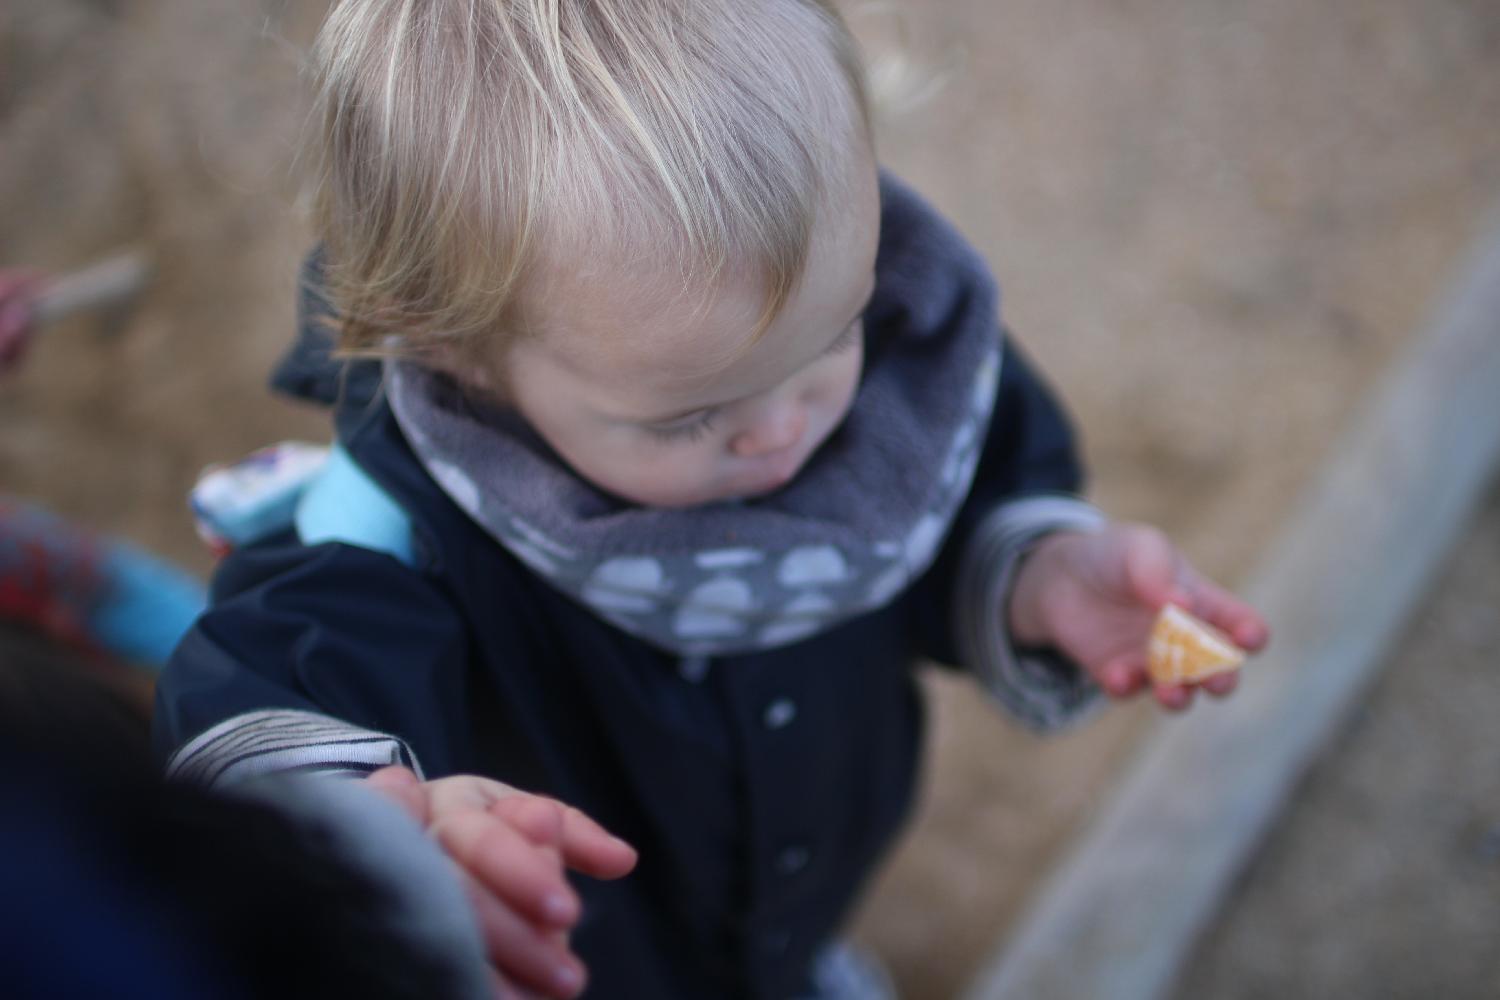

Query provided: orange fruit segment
[1147,603,1245,685]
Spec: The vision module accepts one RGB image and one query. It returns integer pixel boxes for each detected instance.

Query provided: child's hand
[364,766,637,1000]
[1006,523,1269,711]
[0,270,43,374]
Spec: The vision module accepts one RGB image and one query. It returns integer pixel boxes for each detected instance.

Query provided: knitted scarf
[387,175,1003,656]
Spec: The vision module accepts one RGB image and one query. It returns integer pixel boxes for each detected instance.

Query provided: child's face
[503,162,881,508]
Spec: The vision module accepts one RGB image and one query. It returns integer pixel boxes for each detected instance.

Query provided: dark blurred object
[0,620,153,770]
[0,599,489,995]
[0,626,479,1000]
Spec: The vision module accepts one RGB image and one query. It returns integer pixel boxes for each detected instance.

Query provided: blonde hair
[311,0,871,366]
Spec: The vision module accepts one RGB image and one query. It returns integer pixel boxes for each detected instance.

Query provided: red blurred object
[0,501,105,655]
[0,270,44,373]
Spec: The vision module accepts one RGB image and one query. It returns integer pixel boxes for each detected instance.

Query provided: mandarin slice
[1146,603,1245,685]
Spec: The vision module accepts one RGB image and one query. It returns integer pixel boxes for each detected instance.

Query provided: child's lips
[736,446,806,496]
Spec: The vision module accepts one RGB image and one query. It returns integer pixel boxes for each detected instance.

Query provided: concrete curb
[963,214,1500,1000]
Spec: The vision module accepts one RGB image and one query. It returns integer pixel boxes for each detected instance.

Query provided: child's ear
[422,341,509,400]
[426,344,495,389]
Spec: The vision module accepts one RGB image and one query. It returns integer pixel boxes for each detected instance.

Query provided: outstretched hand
[1007,523,1269,711]
[0,270,44,374]
[365,766,637,1000]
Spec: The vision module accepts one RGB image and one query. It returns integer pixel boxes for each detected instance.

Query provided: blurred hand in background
[0,269,44,374]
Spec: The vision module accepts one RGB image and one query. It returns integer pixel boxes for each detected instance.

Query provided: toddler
[154,2,1268,998]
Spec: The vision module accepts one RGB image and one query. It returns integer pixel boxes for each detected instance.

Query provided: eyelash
[644,409,718,444]
[642,322,861,446]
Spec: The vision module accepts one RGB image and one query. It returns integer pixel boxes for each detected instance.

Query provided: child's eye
[643,409,718,445]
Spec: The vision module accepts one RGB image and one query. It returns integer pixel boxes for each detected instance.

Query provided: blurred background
[2,1,1498,997]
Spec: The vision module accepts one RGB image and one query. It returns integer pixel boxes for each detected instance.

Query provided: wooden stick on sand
[30,249,152,331]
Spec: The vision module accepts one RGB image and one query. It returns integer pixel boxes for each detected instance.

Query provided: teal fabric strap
[295,445,415,568]
[89,540,208,669]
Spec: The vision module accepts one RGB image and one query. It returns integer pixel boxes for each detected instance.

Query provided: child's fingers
[492,965,550,1000]
[461,874,587,999]
[557,804,638,879]
[1178,577,1270,653]
[491,967,547,1000]
[0,312,33,369]
[491,795,565,849]
[1152,681,1194,712]
[1102,649,1237,704]
[1096,653,1148,699]
[1201,591,1268,652]
[1120,525,1180,608]
[504,985,549,1000]
[0,272,42,373]
[364,765,430,825]
[435,811,581,929]
[490,795,637,879]
[1198,671,1239,698]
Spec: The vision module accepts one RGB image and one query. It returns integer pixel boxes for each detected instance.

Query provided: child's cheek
[584,437,718,509]
[819,343,864,433]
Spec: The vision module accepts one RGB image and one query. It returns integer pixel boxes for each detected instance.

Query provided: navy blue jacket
[154,183,1088,1000]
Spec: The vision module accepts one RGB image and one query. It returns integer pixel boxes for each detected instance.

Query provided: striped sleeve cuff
[954,495,1108,731]
[165,709,424,789]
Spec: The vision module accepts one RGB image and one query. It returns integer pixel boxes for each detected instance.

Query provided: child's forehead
[526,264,796,389]
[521,247,875,420]
[524,167,881,394]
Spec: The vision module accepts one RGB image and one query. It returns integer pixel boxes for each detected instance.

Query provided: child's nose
[730,404,807,458]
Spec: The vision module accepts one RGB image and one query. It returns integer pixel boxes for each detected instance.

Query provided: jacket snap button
[678,655,711,682]
[763,698,797,729]
[762,929,792,955]
[776,845,812,875]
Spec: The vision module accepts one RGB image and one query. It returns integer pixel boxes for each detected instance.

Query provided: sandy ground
[2,2,1499,997]
[1174,480,1500,1000]
[851,4,1500,996]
